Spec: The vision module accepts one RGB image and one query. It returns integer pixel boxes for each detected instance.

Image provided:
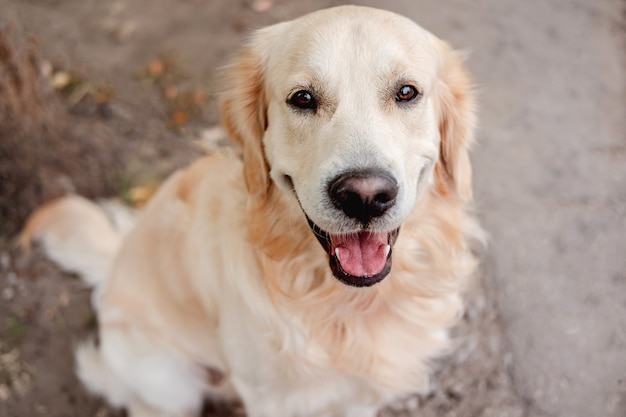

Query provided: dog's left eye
[396,85,420,102]
[288,90,317,110]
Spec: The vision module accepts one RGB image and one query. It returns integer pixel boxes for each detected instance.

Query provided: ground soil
[0,1,624,417]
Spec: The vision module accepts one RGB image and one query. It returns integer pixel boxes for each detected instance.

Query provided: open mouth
[306,217,400,287]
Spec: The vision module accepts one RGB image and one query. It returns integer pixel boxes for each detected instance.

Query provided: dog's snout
[329,170,398,224]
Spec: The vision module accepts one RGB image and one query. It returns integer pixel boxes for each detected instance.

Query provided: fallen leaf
[51,71,72,90]
[148,59,164,76]
[171,110,188,126]
[164,85,179,100]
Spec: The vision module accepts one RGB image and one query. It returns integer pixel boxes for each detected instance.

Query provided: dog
[21,5,483,417]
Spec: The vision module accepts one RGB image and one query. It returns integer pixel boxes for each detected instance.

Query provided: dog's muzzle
[306,169,401,287]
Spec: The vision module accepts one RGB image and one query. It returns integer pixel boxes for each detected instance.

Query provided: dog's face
[221,6,475,287]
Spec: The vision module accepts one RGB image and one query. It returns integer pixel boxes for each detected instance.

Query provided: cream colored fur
[21,6,483,417]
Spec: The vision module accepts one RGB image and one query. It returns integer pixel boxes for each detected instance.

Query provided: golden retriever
[22,5,483,417]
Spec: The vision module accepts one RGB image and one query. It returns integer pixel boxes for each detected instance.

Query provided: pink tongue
[333,232,389,277]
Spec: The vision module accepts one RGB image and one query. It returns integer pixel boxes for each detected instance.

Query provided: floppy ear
[432,39,476,201]
[219,29,272,199]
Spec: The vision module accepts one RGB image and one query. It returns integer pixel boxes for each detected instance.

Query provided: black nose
[328,169,398,225]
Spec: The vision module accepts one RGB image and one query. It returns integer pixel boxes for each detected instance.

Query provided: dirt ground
[0,1,624,417]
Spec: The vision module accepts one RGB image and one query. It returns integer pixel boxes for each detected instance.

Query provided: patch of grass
[3,314,29,345]
[112,172,158,209]
[113,172,135,207]
[83,311,98,331]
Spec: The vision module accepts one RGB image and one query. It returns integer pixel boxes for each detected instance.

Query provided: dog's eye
[396,85,420,102]
[288,90,317,110]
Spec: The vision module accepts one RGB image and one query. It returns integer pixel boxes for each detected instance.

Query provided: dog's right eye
[288,90,317,110]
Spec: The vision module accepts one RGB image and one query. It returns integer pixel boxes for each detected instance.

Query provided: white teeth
[385,244,391,257]
[335,248,341,261]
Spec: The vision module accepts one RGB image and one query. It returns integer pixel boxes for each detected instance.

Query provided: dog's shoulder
[176,152,243,204]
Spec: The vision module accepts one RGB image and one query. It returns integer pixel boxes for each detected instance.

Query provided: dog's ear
[219,28,274,199]
[432,39,476,201]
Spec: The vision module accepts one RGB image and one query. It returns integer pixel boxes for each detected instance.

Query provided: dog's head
[220,6,475,288]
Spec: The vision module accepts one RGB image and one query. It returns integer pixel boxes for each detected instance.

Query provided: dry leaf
[51,71,72,89]
[148,59,164,76]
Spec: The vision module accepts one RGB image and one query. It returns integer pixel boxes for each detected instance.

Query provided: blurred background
[0,1,624,416]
